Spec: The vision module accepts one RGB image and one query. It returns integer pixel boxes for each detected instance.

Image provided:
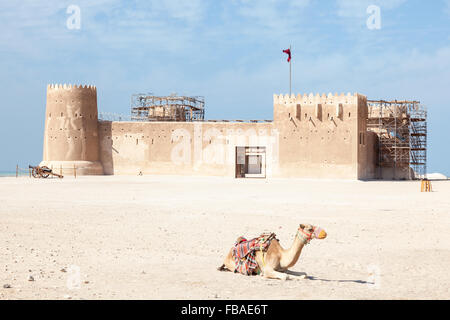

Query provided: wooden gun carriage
[29,165,64,179]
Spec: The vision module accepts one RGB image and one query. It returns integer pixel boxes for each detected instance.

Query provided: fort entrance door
[235,147,266,178]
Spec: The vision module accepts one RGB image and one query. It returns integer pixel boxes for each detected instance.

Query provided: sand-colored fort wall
[40,85,379,179]
[98,121,277,176]
[40,84,103,175]
[96,93,377,179]
[273,93,376,179]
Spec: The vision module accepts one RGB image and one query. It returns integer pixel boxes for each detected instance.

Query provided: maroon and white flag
[283,48,291,62]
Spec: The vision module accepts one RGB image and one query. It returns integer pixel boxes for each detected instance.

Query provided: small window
[359,132,365,145]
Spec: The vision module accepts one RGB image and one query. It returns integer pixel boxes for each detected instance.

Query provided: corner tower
[40,84,104,175]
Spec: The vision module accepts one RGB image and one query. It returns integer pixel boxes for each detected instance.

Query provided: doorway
[235,146,266,178]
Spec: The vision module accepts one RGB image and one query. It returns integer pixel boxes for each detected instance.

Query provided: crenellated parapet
[47,84,97,91]
[274,92,359,105]
[274,92,367,124]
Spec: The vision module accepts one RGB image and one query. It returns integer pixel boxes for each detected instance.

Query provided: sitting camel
[218,224,327,280]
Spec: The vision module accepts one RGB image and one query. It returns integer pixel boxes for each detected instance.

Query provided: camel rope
[296,229,313,245]
[260,245,265,270]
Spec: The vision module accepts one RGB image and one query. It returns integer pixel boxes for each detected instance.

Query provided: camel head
[298,224,327,243]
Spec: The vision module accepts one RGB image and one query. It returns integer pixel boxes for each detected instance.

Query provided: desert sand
[0,175,449,300]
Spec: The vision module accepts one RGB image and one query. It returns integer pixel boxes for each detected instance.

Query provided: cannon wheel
[40,166,51,178]
[31,167,39,178]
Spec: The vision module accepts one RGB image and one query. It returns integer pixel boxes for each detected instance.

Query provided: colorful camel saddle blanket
[232,232,277,276]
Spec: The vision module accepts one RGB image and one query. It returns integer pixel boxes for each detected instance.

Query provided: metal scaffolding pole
[367,100,427,180]
[130,93,205,122]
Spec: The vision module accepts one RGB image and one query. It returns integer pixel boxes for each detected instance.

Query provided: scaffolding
[367,100,427,180]
[130,93,205,122]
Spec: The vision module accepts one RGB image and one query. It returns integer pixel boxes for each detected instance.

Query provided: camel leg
[284,270,308,280]
[262,267,289,281]
[218,249,236,272]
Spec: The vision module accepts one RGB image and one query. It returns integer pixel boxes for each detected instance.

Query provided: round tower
[40,84,104,175]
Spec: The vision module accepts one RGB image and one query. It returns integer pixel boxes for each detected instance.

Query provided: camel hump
[259,232,277,244]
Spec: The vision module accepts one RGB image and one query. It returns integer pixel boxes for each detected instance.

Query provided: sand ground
[0,175,449,300]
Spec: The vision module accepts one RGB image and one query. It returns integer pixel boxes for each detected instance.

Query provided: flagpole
[289,45,292,96]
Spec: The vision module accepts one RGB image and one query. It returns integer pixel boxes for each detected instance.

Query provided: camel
[218,224,327,280]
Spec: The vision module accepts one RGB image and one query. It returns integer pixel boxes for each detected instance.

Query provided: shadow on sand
[286,270,373,285]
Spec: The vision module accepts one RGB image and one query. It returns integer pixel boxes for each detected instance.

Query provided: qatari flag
[283,48,291,62]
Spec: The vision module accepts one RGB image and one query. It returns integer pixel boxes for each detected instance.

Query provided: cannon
[29,165,64,179]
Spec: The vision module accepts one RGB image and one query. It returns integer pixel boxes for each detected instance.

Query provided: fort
[40,84,427,180]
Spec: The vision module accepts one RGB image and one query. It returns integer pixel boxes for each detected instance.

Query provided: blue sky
[0,0,449,175]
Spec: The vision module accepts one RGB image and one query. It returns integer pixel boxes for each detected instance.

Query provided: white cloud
[157,0,204,23]
[0,0,208,56]
[235,0,312,20]
[0,0,204,27]
[445,0,450,15]
[0,0,316,57]
[335,0,406,18]
[230,0,312,35]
